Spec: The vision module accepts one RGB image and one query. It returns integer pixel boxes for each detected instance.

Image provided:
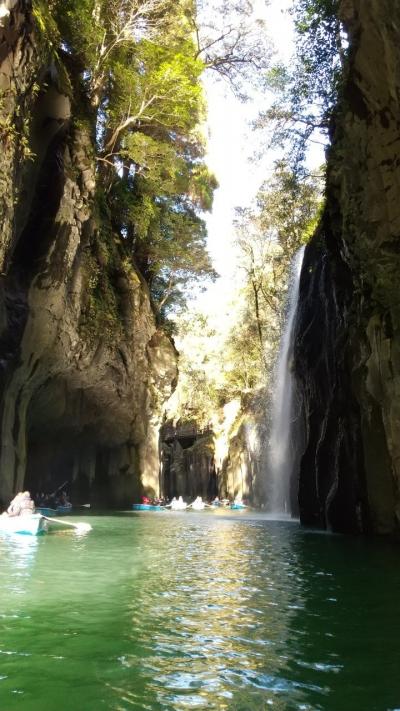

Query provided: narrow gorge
[2,2,400,708]
[0,0,400,538]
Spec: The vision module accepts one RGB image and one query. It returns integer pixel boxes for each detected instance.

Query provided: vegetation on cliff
[28,0,271,328]
[170,160,322,432]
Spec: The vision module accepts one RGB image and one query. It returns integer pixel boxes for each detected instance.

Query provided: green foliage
[169,158,322,429]
[47,0,218,321]
[258,0,345,168]
[229,161,323,387]
[168,312,227,426]
[79,250,122,344]
[32,0,61,51]
[256,160,323,254]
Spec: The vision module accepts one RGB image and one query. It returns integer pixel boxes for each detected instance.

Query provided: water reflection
[0,534,39,597]
[0,515,399,711]
[116,517,329,709]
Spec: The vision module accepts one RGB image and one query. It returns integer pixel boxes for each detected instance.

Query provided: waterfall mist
[267,247,305,513]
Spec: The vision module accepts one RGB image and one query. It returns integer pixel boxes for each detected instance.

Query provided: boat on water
[0,513,92,536]
[36,507,57,517]
[230,502,247,510]
[56,503,73,514]
[36,503,73,516]
[0,513,48,535]
[132,503,164,511]
[189,496,206,511]
[168,496,188,510]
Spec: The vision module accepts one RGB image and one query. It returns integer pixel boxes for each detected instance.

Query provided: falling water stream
[268,246,305,513]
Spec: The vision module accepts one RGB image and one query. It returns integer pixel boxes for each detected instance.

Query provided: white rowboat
[0,513,92,536]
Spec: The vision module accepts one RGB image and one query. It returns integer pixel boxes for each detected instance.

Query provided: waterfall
[268,246,305,513]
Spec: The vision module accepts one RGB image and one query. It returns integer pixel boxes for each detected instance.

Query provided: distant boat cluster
[132,495,248,511]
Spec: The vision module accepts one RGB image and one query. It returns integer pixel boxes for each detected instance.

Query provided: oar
[42,515,92,532]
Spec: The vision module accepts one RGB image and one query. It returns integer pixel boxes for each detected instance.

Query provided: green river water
[0,511,399,711]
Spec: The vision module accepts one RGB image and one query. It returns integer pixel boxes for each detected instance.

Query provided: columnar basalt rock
[295,0,400,534]
[0,1,178,507]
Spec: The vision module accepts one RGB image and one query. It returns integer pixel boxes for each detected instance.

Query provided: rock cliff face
[0,1,178,506]
[216,395,268,506]
[160,426,217,500]
[294,0,400,534]
[159,398,267,505]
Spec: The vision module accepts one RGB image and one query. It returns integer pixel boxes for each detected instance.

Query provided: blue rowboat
[36,505,72,516]
[36,507,57,517]
[230,503,247,510]
[132,504,164,511]
[56,504,73,514]
[0,513,48,535]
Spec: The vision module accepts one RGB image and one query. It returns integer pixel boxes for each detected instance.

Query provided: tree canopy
[34,0,273,324]
[34,0,215,322]
[257,0,346,170]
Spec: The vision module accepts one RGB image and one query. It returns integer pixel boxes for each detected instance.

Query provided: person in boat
[3,492,22,516]
[4,491,35,517]
[58,491,70,507]
[19,491,35,515]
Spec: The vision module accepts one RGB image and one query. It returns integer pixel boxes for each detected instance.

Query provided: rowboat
[36,507,57,517]
[36,504,73,516]
[56,504,73,514]
[170,502,187,510]
[0,513,48,535]
[132,504,164,511]
[0,513,92,535]
[230,503,247,510]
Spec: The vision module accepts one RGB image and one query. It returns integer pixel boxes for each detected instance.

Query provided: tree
[257,0,346,169]
[192,0,272,99]
[230,161,322,386]
[47,0,218,320]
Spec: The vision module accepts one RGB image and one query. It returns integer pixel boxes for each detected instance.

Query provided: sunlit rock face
[294,0,400,534]
[216,394,269,506]
[0,2,178,507]
[160,397,267,505]
[160,425,217,500]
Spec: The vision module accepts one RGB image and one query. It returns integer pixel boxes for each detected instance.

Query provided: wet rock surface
[295,0,400,534]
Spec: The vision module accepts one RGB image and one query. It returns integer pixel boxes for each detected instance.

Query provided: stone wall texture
[294,0,400,534]
[0,1,178,507]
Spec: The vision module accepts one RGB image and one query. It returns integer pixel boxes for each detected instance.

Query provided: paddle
[42,515,92,532]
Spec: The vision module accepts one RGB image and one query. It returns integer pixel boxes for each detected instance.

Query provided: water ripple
[0,514,399,711]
